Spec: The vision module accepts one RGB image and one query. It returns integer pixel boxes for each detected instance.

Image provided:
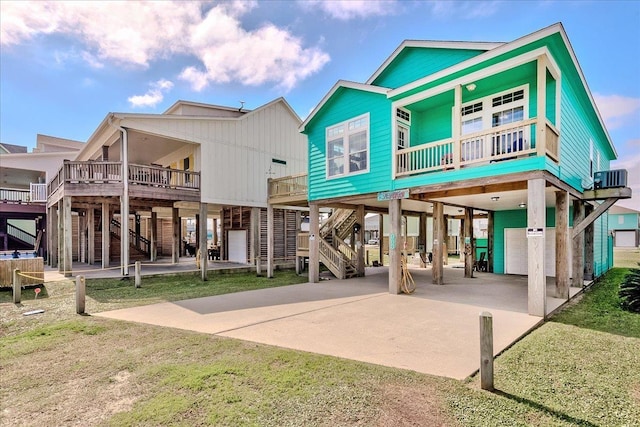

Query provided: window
[326,114,369,178]
[396,108,411,124]
[397,124,409,150]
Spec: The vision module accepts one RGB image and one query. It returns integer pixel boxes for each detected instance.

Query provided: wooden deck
[47,161,201,205]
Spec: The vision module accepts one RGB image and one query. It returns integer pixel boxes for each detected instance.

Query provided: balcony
[47,161,201,204]
[0,183,47,204]
[268,173,308,205]
[395,118,559,178]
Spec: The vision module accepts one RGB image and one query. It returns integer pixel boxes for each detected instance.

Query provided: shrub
[619,269,640,313]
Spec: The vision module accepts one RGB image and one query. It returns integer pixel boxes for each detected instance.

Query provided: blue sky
[1,0,639,208]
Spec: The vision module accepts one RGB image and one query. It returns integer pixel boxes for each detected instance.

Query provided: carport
[96,266,582,379]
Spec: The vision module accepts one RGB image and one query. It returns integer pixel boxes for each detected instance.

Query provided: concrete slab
[95,265,578,380]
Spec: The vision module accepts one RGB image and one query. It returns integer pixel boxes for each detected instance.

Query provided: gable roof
[163,99,250,116]
[299,80,390,132]
[366,40,504,85]
[0,142,28,153]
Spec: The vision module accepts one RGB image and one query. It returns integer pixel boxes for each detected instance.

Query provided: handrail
[110,219,150,255]
[47,160,201,196]
[268,173,308,199]
[0,188,30,203]
[318,237,346,279]
[320,208,355,238]
[334,235,357,264]
[7,223,36,246]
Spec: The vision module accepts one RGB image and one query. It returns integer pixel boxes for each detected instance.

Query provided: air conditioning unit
[593,169,628,189]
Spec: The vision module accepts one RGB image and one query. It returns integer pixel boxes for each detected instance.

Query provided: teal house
[298,23,631,317]
[608,205,640,248]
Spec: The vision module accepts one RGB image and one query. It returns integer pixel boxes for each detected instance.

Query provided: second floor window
[326,114,370,178]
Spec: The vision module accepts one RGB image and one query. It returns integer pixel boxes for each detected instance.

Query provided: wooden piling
[480,311,494,391]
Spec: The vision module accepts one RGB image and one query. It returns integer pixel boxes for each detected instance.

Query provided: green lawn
[1,268,639,426]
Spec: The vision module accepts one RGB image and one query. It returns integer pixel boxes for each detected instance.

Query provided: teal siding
[475,238,488,260]
[493,208,556,273]
[372,48,486,89]
[307,88,392,201]
[608,213,639,230]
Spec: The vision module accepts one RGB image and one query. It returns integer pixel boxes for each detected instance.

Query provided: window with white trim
[326,114,370,178]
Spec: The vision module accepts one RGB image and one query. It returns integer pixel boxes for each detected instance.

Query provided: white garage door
[615,231,637,247]
[228,230,248,264]
[504,228,572,277]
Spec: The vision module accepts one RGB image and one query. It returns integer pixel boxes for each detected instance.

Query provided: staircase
[110,219,150,259]
[6,223,36,250]
[317,209,360,279]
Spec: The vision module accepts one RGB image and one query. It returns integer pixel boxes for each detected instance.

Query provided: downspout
[108,115,130,276]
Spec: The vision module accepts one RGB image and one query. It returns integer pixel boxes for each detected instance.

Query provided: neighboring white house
[47,98,307,276]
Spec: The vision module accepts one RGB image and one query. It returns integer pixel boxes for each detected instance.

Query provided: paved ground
[96,265,582,379]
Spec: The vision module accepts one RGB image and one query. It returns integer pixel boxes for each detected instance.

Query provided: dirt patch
[376,382,456,426]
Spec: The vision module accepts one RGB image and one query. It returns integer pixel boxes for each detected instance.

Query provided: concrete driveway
[93,266,572,379]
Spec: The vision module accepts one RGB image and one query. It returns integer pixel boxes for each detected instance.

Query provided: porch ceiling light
[491,196,500,201]
[466,83,476,91]
[519,202,527,208]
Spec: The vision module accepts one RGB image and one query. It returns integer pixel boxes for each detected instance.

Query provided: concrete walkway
[95,266,581,379]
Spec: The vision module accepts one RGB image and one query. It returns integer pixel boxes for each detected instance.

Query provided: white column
[199,202,208,281]
[267,204,274,278]
[388,199,401,294]
[102,202,110,269]
[63,196,72,277]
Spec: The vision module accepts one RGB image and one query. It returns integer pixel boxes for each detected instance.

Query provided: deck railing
[48,161,200,196]
[297,232,310,252]
[395,118,558,178]
[0,183,47,203]
[268,173,307,200]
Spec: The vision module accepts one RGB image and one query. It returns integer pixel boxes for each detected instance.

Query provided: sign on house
[377,189,409,201]
[526,228,544,237]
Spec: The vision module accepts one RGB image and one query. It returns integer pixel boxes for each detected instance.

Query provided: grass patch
[552,268,640,338]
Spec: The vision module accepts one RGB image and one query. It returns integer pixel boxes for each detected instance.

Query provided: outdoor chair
[474,252,488,272]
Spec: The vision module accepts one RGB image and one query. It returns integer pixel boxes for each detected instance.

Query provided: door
[504,228,572,277]
[615,231,637,247]
[228,230,247,264]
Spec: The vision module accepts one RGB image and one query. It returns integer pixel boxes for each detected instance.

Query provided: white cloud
[128,79,174,108]
[594,94,640,130]
[1,1,329,92]
[300,0,398,20]
[611,140,640,211]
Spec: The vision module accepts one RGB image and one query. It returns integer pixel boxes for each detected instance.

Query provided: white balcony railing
[395,118,556,178]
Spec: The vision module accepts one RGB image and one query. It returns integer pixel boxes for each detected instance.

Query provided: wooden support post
[309,203,320,283]
[12,269,21,304]
[63,196,72,277]
[87,208,95,265]
[432,202,444,285]
[584,204,594,280]
[419,212,427,268]
[256,256,262,276]
[212,218,218,247]
[443,215,449,265]
[464,207,474,278]
[172,207,180,264]
[356,204,365,276]
[150,211,158,261]
[50,205,58,268]
[120,202,129,277]
[479,311,494,391]
[487,211,494,273]
[571,200,585,287]
[527,178,546,317]
[555,191,570,299]
[267,204,274,278]
[389,199,402,294]
[135,261,141,288]
[57,200,64,273]
[199,202,208,281]
[250,207,260,266]
[76,275,86,314]
[79,211,86,264]
[101,202,110,269]
[378,214,384,266]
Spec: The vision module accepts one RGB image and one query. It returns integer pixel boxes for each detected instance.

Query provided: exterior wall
[493,208,610,278]
[0,152,80,185]
[307,88,391,201]
[608,213,639,230]
[200,101,306,207]
[372,48,486,88]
